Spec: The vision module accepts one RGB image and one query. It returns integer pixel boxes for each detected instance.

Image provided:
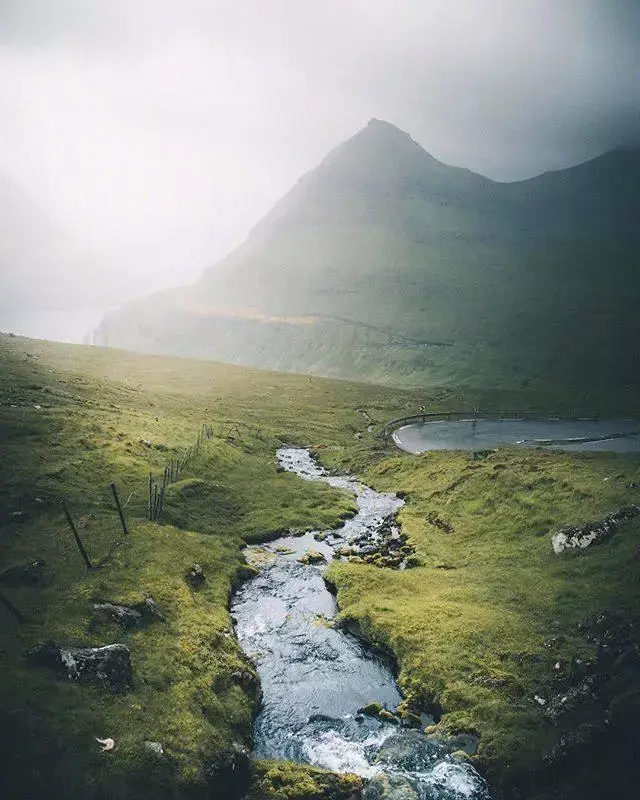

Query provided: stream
[231,448,492,799]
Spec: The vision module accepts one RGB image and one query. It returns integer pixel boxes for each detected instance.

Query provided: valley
[1,333,639,799]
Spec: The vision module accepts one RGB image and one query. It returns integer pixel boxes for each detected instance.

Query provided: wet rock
[364,773,419,800]
[314,532,327,541]
[377,730,444,771]
[359,701,383,717]
[297,549,327,565]
[26,641,132,693]
[446,732,479,756]
[0,558,46,586]
[185,563,206,589]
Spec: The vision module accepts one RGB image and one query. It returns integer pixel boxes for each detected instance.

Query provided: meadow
[1,332,639,799]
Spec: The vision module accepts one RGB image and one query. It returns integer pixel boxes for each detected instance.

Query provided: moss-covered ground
[1,332,639,799]
[326,448,640,797]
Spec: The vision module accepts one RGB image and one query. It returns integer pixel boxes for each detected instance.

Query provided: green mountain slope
[93,119,639,391]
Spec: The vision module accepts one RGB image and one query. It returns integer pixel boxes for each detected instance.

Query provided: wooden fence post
[0,591,24,623]
[110,482,129,535]
[62,502,92,569]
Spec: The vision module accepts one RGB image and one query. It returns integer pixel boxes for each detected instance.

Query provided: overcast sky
[1,0,639,341]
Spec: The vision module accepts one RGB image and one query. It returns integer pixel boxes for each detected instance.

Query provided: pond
[392,418,640,454]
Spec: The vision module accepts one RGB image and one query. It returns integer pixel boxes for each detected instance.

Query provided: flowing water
[393,418,640,454]
[231,448,492,799]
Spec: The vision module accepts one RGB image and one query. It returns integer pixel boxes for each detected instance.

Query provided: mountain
[92,120,640,392]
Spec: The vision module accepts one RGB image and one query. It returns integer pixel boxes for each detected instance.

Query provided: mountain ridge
[93,119,640,392]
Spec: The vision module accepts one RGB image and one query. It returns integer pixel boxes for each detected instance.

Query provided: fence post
[62,502,92,569]
[0,591,24,623]
[110,482,129,535]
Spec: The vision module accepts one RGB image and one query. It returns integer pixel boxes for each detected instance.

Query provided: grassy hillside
[0,333,423,800]
[325,448,640,799]
[1,333,639,799]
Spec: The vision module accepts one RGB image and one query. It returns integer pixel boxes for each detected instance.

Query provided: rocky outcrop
[26,641,132,693]
[551,505,640,553]
[339,520,416,569]
[91,596,166,629]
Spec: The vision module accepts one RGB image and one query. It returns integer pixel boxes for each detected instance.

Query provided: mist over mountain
[93,120,640,391]
[0,179,111,341]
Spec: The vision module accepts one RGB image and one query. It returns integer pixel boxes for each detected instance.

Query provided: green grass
[326,448,640,795]
[0,333,424,799]
[1,332,640,799]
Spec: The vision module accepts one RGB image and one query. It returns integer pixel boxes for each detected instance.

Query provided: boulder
[0,558,46,586]
[298,549,327,565]
[363,773,419,800]
[26,641,132,693]
[137,595,167,623]
[185,563,206,589]
[91,596,166,629]
[92,602,143,629]
[144,741,164,756]
[376,730,445,772]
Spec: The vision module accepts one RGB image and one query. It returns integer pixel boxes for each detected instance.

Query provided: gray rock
[144,741,164,756]
[0,558,46,586]
[364,773,419,800]
[376,730,445,771]
[92,596,165,629]
[185,563,206,588]
[446,732,479,756]
[92,602,143,629]
[136,595,167,623]
[26,641,132,693]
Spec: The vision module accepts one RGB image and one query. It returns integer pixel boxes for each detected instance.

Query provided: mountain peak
[316,117,440,182]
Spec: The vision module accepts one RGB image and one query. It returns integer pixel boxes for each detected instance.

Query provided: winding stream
[231,449,491,799]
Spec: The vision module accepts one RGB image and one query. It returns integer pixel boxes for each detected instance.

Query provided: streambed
[231,448,491,799]
[392,418,640,454]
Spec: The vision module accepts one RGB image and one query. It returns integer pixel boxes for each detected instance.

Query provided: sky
[0,0,639,341]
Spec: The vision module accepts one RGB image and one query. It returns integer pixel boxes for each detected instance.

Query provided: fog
[1,0,638,342]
